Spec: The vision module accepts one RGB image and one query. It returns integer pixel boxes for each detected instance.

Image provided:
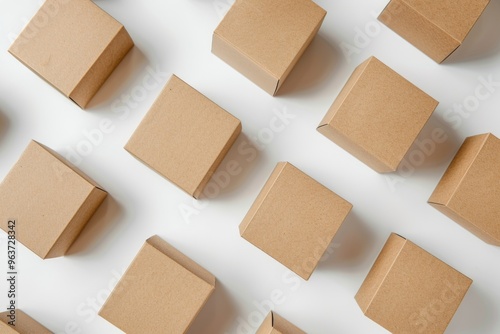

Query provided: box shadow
[86,47,149,110]
[317,211,376,271]
[0,109,9,143]
[277,34,340,97]
[186,282,237,334]
[446,284,498,333]
[66,195,123,256]
[396,112,461,174]
[199,133,261,200]
[445,0,500,64]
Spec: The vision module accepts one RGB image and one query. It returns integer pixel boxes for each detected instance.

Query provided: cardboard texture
[378,0,490,63]
[125,74,241,198]
[9,0,134,108]
[212,0,326,95]
[240,162,352,280]
[429,133,500,245]
[0,309,53,334]
[317,56,438,173]
[256,311,306,334]
[99,235,215,334]
[0,140,107,259]
[356,233,472,334]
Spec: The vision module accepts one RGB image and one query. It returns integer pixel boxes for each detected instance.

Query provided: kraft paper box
[317,56,438,173]
[0,309,52,334]
[379,0,490,63]
[257,311,306,334]
[240,162,352,280]
[212,0,326,95]
[0,140,107,259]
[9,0,134,108]
[99,235,215,334]
[125,74,241,198]
[429,133,500,245]
[356,233,472,334]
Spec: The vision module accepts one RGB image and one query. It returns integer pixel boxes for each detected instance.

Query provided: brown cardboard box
[378,0,490,63]
[0,141,107,259]
[356,233,472,334]
[9,0,134,108]
[317,56,438,173]
[99,235,215,334]
[125,74,241,198]
[0,309,52,334]
[256,311,306,334]
[429,133,500,245]
[212,0,326,95]
[240,162,352,280]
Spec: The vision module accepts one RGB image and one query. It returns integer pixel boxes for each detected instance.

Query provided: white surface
[1,0,500,333]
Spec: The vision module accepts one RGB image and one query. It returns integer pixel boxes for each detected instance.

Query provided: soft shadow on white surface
[318,211,376,271]
[186,283,237,334]
[445,0,500,64]
[446,284,497,334]
[397,113,461,175]
[0,108,9,143]
[199,133,261,200]
[66,196,123,256]
[87,47,149,110]
[277,34,340,97]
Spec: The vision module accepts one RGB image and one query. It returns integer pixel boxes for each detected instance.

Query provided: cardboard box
[317,56,438,173]
[99,235,215,334]
[378,0,490,63]
[212,0,326,95]
[0,309,52,334]
[429,133,500,245]
[240,162,352,280]
[256,311,306,334]
[9,0,134,108]
[125,74,241,198]
[356,233,472,334]
[0,141,107,259]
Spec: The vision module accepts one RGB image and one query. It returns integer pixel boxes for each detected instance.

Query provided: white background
[1,0,500,333]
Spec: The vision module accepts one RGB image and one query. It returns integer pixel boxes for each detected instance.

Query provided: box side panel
[194,121,242,199]
[147,235,216,286]
[429,134,488,205]
[355,233,406,313]
[239,162,287,235]
[402,0,491,42]
[273,312,306,334]
[379,0,460,63]
[45,187,107,258]
[255,311,274,334]
[318,57,373,127]
[212,33,278,95]
[317,124,392,172]
[70,26,134,108]
[429,203,500,246]
[275,11,326,95]
[446,134,500,245]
